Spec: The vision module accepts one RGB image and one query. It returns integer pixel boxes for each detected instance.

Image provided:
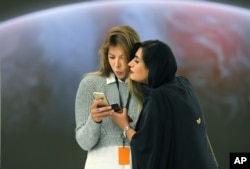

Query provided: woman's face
[128,47,149,84]
[108,45,129,81]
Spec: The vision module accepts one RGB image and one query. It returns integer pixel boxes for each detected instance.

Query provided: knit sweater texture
[75,73,139,151]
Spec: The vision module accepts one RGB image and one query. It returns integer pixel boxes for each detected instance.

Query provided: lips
[114,71,122,76]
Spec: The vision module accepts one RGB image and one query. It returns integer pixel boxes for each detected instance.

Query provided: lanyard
[114,75,131,109]
[114,76,132,147]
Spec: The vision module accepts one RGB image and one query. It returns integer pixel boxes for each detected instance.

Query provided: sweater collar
[106,73,128,84]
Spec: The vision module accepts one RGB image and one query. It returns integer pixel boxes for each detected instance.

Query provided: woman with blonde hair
[75,25,141,169]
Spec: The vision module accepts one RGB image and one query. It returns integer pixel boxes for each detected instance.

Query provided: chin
[118,75,127,81]
[130,77,140,83]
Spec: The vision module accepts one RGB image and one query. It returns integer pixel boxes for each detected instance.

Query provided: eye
[108,54,115,59]
[134,58,139,63]
[117,55,125,61]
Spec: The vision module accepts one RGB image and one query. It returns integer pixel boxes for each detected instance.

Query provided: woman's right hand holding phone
[90,99,113,123]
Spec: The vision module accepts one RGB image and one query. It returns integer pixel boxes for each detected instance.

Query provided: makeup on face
[108,46,129,81]
[129,48,149,84]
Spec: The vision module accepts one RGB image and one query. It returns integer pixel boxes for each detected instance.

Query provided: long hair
[87,25,140,76]
[128,79,146,110]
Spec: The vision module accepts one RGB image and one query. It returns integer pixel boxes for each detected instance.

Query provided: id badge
[118,147,130,165]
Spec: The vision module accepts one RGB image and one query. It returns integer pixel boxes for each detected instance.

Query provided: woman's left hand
[111,108,129,129]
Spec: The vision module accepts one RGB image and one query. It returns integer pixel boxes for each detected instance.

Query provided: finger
[91,102,112,113]
[92,98,106,106]
[96,105,112,112]
[93,110,114,119]
[90,99,100,109]
[122,108,127,114]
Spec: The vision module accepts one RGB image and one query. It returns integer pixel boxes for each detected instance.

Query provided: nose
[128,60,133,67]
[114,58,121,68]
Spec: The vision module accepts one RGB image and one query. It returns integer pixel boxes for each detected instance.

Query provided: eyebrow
[134,55,141,60]
[108,53,123,57]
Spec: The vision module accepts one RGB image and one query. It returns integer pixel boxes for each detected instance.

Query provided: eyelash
[134,59,139,63]
[108,55,115,59]
[108,56,125,60]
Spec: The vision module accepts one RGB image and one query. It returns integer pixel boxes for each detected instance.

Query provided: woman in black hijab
[112,40,219,169]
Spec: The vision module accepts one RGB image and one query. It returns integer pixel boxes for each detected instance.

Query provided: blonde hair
[88,25,140,77]
[87,25,145,108]
[128,79,146,110]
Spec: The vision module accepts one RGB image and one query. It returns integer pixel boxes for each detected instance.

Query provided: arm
[75,77,100,150]
[124,127,136,141]
[111,108,136,141]
[75,76,111,150]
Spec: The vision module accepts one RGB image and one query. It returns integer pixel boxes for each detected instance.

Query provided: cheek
[141,70,148,80]
[108,59,114,67]
[108,58,111,64]
[120,60,128,68]
[133,66,148,82]
[138,66,147,75]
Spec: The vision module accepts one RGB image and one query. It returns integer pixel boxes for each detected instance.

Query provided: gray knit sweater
[75,73,139,151]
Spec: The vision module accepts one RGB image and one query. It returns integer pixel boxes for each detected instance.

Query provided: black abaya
[130,40,219,169]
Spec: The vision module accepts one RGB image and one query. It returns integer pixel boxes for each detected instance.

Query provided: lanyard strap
[114,76,131,109]
[114,76,133,145]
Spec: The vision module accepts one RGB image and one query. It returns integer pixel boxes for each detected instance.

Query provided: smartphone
[93,92,109,106]
[111,103,133,122]
[111,103,122,113]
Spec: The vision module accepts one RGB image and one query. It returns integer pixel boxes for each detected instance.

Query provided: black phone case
[111,103,122,113]
[111,103,133,122]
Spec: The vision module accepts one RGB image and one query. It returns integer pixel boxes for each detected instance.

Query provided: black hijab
[132,40,177,94]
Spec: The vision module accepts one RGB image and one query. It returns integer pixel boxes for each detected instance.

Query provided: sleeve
[75,76,102,151]
[130,91,174,169]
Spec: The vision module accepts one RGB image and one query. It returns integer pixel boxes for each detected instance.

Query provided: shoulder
[176,76,191,85]
[147,76,188,100]
[161,76,192,91]
[77,74,107,92]
[80,74,106,85]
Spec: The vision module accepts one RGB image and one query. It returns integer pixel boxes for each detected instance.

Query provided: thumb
[122,108,127,114]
